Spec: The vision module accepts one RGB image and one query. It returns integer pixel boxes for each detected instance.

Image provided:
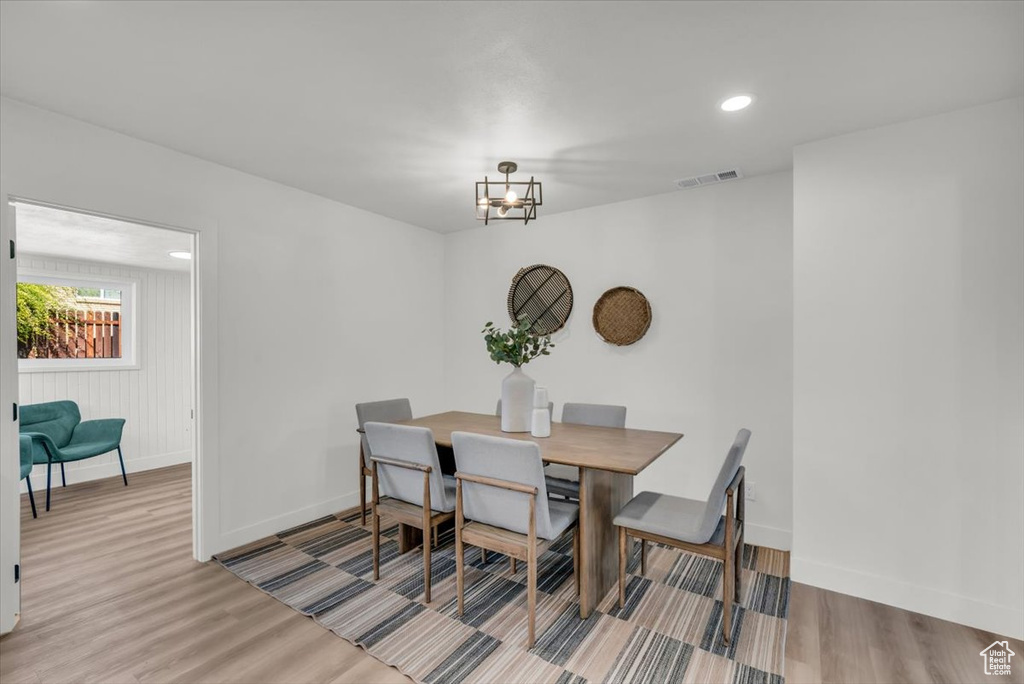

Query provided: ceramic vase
[501,366,535,432]
[531,386,551,438]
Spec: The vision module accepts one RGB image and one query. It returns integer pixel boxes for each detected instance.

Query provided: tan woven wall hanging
[593,286,652,345]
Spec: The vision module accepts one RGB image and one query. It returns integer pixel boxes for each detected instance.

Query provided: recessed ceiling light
[720,94,754,112]
[168,251,192,260]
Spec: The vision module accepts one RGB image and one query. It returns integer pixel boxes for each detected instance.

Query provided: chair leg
[46,461,52,512]
[735,535,743,603]
[359,467,367,527]
[423,527,432,603]
[60,463,67,488]
[618,526,626,609]
[510,557,517,574]
[480,548,487,564]
[26,478,37,519]
[573,527,580,596]
[640,539,647,575]
[433,525,439,548]
[527,543,537,649]
[372,504,380,581]
[723,545,734,644]
[117,446,128,486]
[455,521,465,617]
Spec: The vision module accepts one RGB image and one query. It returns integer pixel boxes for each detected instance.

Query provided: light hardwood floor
[1,464,1019,684]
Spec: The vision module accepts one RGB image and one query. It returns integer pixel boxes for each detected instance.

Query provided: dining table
[395,410,683,618]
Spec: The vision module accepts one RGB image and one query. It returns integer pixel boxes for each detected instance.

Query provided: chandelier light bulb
[496,205,509,218]
[505,190,518,203]
[478,196,489,206]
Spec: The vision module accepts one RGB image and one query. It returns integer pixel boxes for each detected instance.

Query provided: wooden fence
[21,310,121,359]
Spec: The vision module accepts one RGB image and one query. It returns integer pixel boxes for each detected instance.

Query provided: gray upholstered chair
[452,431,579,648]
[546,402,627,500]
[355,398,413,526]
[614,429,750,643]
[364,421,454,604]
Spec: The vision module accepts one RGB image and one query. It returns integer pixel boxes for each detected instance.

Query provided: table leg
[578,467,633,618]
[398,523,423,553]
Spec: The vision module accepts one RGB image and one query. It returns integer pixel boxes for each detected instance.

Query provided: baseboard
[745,523,791,551]
[212,489,361,558]
[792,555,1024,640]
[20,450,191,492]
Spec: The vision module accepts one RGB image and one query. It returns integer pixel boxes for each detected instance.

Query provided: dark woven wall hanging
[507,264,574,335]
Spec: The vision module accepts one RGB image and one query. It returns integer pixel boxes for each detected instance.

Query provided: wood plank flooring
[1,464,1019,683]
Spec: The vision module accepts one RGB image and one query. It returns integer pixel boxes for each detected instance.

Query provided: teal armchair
[20,435,36,518]
[19,400,127,512]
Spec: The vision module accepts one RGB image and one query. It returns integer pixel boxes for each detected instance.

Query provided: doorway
[2,198,201,632]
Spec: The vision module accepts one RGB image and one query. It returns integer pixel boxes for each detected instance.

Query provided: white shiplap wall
[18,254,192,487]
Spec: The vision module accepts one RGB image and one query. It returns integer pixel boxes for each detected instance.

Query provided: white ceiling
[1,1,1021,234]
[16,203,193,272]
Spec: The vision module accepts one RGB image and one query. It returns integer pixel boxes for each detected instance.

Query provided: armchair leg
[359,465,367,527]
[60,463,67,488]
[117,446,128,486]
[26,478,37,519]
[640,539,647,575]
[46,461,52,512]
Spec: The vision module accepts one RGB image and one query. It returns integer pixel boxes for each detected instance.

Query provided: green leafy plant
[481,316,555,367]
[16,283,76,355]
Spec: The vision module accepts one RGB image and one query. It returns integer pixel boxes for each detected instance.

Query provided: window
[17,272,137,371]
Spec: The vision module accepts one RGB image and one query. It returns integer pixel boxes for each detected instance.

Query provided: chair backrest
[19,401,81,449]
[696,429,751,542]
[356,398,413,468]
[452,431,560,539]
[364,422,450,512]
[495,399,553,418]
[562,402,627,429]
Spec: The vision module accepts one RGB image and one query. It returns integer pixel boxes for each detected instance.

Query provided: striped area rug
[215,509,788,684]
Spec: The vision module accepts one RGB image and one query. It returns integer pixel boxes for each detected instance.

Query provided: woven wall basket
[593,286,652,345]
[507,264,574,335]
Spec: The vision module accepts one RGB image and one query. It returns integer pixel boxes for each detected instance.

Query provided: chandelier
[476,161,543,225]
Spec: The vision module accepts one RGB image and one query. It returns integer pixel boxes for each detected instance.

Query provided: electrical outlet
[745,481,756,502]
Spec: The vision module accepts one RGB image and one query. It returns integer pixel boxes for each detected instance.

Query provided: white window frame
[17,269,139,372]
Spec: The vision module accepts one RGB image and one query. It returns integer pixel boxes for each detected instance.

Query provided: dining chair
[452,431,579,648]
[20,435,37,518]
[614,429,750,643]
[364,421,454,604]
[546,402,627,500]
[355,398,413,526]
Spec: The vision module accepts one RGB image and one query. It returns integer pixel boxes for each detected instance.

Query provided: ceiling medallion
[476,161,543,225]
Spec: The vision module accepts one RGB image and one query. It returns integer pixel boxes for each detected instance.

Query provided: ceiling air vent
[675,168,743,189]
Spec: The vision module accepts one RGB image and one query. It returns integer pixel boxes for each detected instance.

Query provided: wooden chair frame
[617,466,745,643]
[371,455,454,603]
[454,472,579,649]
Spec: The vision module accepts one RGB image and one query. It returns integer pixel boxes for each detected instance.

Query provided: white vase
[501,367,535,433]
[531,385,551,438]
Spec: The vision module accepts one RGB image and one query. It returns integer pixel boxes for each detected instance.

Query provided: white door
[0,200,21,634]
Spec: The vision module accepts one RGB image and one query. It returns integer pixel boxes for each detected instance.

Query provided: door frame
[0,196,214,633]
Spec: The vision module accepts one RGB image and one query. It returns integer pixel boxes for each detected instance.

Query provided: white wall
[0,97,446,577]
[793,97,1024,639]
[444,172,794,550]
[17,254,192,488]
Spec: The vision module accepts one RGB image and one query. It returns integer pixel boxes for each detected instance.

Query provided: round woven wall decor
[507,264,574,335]
[593,286,652,346]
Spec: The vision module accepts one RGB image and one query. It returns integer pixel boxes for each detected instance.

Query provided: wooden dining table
[396,410,683,618]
